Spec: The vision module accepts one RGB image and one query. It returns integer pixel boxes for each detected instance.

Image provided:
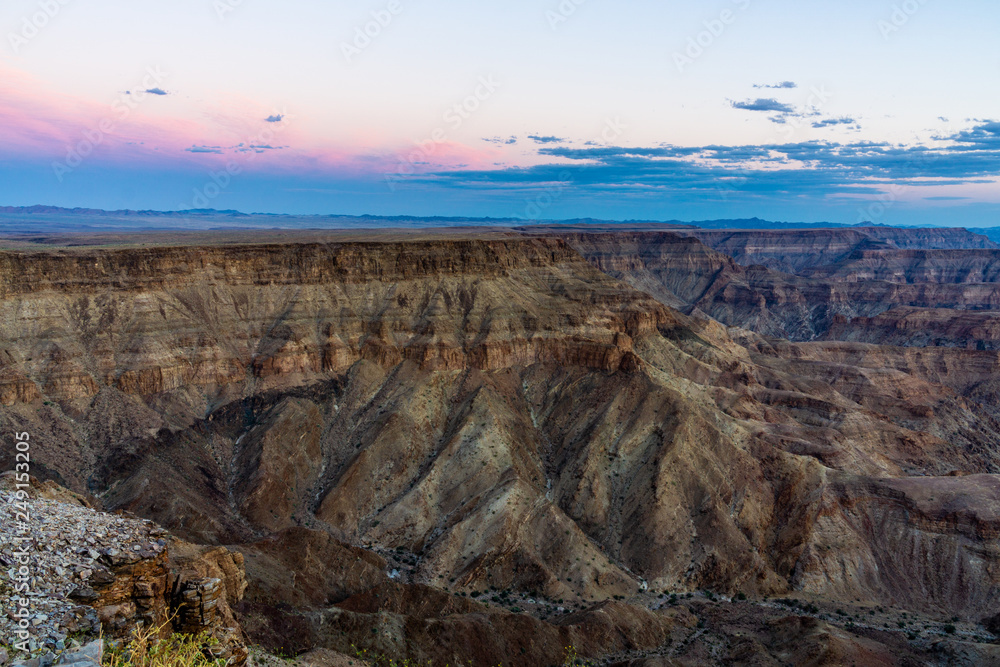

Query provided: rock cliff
[682,227,997,273]
[0,473,246,662]
[562,231,1000,345]
[803,248,1000,284]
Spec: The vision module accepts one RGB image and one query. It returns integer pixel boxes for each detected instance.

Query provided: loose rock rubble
[1,473,167,657]
[6,639,104,667]
[0,474,246,665]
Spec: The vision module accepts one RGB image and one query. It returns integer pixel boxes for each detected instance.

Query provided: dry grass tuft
[103,620,227,667]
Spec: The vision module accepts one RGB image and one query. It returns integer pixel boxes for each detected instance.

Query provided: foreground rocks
[0,474,246,664]
[6,640,104,667]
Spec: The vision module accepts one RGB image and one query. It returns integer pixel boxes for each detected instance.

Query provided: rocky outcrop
[8,640,105,667]
[0,474,246,663]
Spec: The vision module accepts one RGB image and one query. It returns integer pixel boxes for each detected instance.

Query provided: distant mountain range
[0,204,997,239]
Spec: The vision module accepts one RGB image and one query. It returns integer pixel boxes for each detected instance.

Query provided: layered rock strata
[3,237,1000,664]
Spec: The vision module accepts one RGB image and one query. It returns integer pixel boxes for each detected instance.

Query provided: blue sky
[1,0,999,225]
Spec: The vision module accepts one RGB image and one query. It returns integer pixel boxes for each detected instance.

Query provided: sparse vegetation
[103,621,227,667]
[561,645,594,666]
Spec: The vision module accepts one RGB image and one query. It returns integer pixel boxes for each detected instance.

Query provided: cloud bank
[731,98,796,113]
[412,122,1000,206]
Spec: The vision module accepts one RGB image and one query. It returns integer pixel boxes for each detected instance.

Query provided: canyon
[560,228,1000,347]
[2,224,1000,665]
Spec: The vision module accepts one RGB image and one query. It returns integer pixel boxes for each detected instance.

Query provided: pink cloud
[0,66,82,156]
[0,64,510,182]
[0,65,220,170]
[360,140,505,181]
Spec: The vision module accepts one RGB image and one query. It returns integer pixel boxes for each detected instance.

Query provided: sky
[1,0,999,225]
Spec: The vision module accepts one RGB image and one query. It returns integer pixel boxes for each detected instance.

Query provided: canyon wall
[3,234,1000,663]
[563,231,1000,348]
